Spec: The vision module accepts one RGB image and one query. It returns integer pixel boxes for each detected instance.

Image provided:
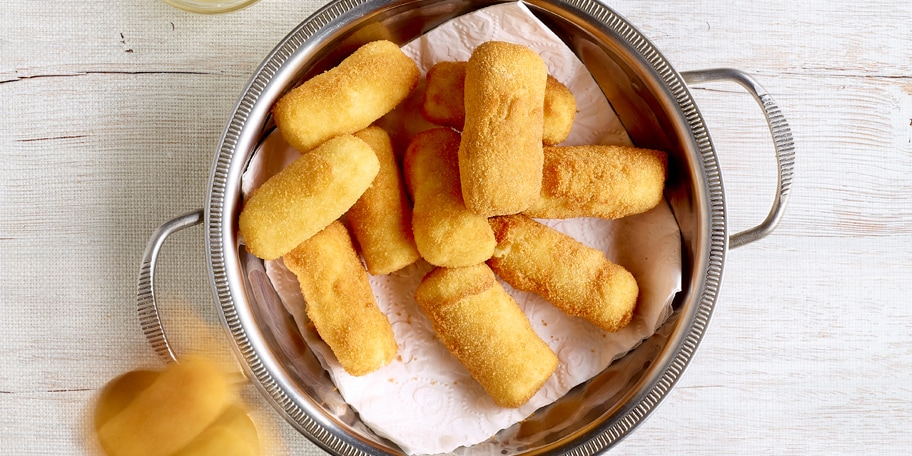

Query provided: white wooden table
[2,0,910,454]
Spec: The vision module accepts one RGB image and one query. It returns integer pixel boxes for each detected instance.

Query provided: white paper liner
[241,2,682,454]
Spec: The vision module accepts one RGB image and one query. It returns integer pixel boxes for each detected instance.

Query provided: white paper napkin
[242,2,682,454]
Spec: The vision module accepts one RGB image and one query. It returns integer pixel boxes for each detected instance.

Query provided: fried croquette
[403,127,496,267]
[273,40,420,153]
[420,61,467,130]
[459,41,548,217]
[542,75,577,145]
[421,61,576,145]
[415,264,558,408]
[283,221,397,376]
[238,134,380,260]
[523,144,668,219]
[347,126,421,275]
[487,215,639,332]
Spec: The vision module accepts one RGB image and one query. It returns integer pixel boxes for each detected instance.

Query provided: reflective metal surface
[136,209,204,365]
[195,0,787,454]
[681,68,795,249]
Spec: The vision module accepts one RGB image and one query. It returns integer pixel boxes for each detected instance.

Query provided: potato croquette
[524,144,668,220]
[403,127,496,267]
[273,40,420,153]
[542,75,577,145]
[487,215,639,332]
[96,358,233,456]
[347,126,421,275]
[283,221,397,376]
[459,41,548,216]
[415,264,558,408]
[238,134,380,260]
[420,61,467,130]
[422,61,575,145]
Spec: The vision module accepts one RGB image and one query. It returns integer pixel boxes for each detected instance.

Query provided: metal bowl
[137,0,794,454]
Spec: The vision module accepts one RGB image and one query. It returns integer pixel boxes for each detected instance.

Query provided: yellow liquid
[93,360,260,456]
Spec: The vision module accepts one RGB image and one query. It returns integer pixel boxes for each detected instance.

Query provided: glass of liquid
[162,0,260,14]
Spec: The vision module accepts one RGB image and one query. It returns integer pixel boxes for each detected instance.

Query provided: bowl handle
[681,68,795,249]
[136,209,205,363]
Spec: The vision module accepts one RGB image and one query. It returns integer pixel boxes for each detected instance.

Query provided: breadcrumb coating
[403,127,496,267]
[283,221,398,376]
[273,40,420,153]
[238,134,379,260]
[524,144,667,219]
[415,264,557,408]
[421,61,575,145]
[488,214,639,332]
[459,41,547,216]
[348,126,421,275]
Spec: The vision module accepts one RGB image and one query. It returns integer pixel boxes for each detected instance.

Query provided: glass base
[162,0,260,14]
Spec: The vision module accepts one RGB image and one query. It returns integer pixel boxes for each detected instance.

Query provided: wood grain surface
[2,0,910,455]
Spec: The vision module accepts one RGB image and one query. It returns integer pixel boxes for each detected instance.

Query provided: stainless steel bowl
[137,0,794,454]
